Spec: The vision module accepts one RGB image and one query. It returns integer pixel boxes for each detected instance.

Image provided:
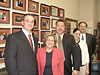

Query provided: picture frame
[12,12,24,26]
[13,0,26,11]
[59,8,64,19]
[41,17,50,30]
[52,30,56,35]
[0,0,11,8]
[0,9,10,24]
[32,30,39,40]
[41,31,50,42]
[12,28,22,33]
[33,14,39,29]
[0,47,5,63]
[0,28,11,44]
[51,19,58,28]
[40,4,50,17]
[28,0,39,13]
[51,6,59,17]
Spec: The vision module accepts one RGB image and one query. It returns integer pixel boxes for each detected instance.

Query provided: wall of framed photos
[0,0,66,49]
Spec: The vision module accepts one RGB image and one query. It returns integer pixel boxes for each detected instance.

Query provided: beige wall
[98,0,100,21]
[37,0,80,20]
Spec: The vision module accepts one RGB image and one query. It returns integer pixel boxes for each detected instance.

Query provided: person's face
[55,21,65,35]
[79,23,87,34]
[73,30,80,41]
[46,36,55,49]
[22,15,34,33]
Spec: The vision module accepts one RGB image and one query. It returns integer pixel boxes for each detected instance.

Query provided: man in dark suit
[55,19,80,75]
[5,14,38,75]
[78,21,96,75]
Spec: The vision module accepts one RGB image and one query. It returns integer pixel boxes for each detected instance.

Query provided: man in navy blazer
[5,14,38,75]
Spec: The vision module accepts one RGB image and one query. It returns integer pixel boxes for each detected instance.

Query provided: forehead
[47,36,54,39]
[57,21,64,25]
[24,15,34,20]
[80,23,86,27]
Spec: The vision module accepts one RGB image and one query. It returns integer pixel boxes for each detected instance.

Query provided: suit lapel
[86,33,89,45]
[18,30,34,54]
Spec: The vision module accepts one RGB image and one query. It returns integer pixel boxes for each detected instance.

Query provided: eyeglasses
[47,40,54,42]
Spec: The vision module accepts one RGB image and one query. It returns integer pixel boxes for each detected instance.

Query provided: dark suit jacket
[62,34,80,75]
[86,33,96,59]
[37,47,64,75]
[5,30,38,75]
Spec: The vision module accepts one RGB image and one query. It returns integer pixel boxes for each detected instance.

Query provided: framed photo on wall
[51,19,58,28]
[41,17,50,30]
[0,0,10,8]
[33,14,39,29]
[28,0,39,13]
[0,28,10,44]
[12,28,22,33]
[40,4,50,17]
[0,9,10,24]
[59,8,64,19]
[0,47,5,63]
[12,12,24,26]
[41,31,50,42]
[51,6,59,17]
[13,0,26,11]
[32,30,39,40]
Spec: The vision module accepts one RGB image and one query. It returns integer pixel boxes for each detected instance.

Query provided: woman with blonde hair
[36,33,64,75]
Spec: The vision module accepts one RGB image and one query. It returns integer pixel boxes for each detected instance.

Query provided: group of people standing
[4,14,96,75]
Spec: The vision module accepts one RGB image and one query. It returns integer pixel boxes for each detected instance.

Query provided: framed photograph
[13,0,26,11]
[38,43,40,48]
[59,8,64,18]
[52,30,56,35]
[51,19,58,28]
[12,28,22,33]
[32,30,39,40]
[51,6,59,17]
[41,17,50,30]
[0,47,5,63]
[0,9,10,24]
[41,31,50,42]
[28,0,39,13]
[40,4,50,17]
[12,12,24,26]
[33,14,39,29]
[0,28,10,44]
[0,0,10,8]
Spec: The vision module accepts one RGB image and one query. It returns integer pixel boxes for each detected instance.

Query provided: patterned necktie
[81,34,84,40]
[58,36,65,60]
[28,34,33,50]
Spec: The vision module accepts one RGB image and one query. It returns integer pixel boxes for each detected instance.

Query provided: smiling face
[22,15,34,33]
[46,36,55,49]
[79,23,87,34]
[73,30,80,41]
[55,21,65,35]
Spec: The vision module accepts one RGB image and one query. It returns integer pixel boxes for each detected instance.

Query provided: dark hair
[56,19,64,25]
[73,28,80,33]
[78,21,88,27]
[22,14,34,21]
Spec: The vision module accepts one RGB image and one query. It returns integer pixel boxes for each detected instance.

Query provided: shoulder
[38,47,46,51]
[53,47,63,54]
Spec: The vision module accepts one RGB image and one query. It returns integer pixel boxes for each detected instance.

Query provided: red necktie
[28,34,33,50]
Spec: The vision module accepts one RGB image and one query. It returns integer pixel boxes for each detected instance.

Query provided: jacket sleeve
[59,50,64,75]
[71,36,80,71]
[36,49,41,75]
[5,34,18,75]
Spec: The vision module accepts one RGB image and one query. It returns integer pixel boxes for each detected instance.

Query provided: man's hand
[72,70,79,75]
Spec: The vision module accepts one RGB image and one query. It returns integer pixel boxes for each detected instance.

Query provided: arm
[5,34,18,75]
[86,63,89,75]
[59,50,64,75]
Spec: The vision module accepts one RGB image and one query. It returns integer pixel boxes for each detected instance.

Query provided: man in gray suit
[5,14,38,75]
[55,19,80,75]
[78,21,96,75]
